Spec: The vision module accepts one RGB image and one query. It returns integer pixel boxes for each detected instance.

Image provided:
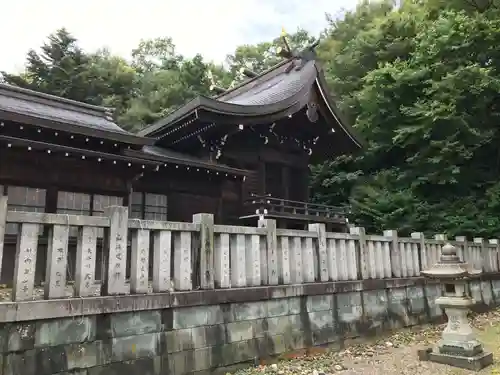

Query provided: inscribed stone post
[259,218,278,285]
[245,234,261,286]
[44,224,70,299]
[308,223,329,282]
[488,239,499,272]
[214,232,230,288]
[230,234,246,287]
[276,235,290,284]
[152,230,172,292]
[192,213,214,289]
[103,206,128,295]
[351,227,367,279]
[130,229,150,294]
[289,236,303,283]
[385,230,400,277]
[473,238,485,272]
[13,223,40,301]
[75,226,98,297]
[454,236,467,263]
[302,236,315,282]
[411,232,425,272]
[173,231,192,290]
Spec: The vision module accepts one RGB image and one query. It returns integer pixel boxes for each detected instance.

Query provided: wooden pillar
[258,160,266,195]
[282,166,290,200]
[0,196,7,282]
[45,187,58,214]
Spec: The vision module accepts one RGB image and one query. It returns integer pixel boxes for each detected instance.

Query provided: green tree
[312,2,500,237]
[1,28,94,103]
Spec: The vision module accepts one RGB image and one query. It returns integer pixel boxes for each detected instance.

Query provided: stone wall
[1,276,500,375]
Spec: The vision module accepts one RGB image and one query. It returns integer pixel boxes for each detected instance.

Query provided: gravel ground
[232,309,500,375]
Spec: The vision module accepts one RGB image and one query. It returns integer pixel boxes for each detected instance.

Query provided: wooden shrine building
[0,42,362,239]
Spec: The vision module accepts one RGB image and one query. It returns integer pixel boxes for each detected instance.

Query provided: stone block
[337,292,362,323]
[288,314,304,332]
[204,324,227,347]
[266,316,292,336]
[35,317,96,347]
[306,294,334,312]
[87,358,158,375]
[337,292,362,337]
[232,339,259,362]
[206,305,224,325]
[419,347,493,372]
[285,329,306,351]
[363,290,389,333]
[226,320,254,343]
[173,306,208,329]
[252,319,268,339]
[39,343,73,374]
[5,322,36,352]
[65,341,103,370]
[288,297,301,315]
[408,286,425,311]
[3,350,36,375]
[193,347,212,371]
[308,310,335,331]
[266,299,289,317]
[161,329,193,353]
[491,280,500,303]
[470,281,482,304]
[167,350,195,374]
[387,288,410,328]
[98,311,161,339]
[425,284,443,320]
[481,281,494,306]
[311,325,337,346]
[230,302,267,322]
[108,333,159,362]
[0,324,6,353]
[191,326,208,349]
[363,290,388,317]
[257,335,285,356]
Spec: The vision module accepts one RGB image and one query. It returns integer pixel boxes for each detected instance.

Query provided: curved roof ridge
[215,57,294,101]
[0,83,155,144]
[0,83,114,119]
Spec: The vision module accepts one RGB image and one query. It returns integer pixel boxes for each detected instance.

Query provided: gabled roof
[137,50,363,153]
[0,83,153,146]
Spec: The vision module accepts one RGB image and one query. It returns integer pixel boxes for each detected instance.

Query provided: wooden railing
[0,195,499,302]
[242,194,349,223]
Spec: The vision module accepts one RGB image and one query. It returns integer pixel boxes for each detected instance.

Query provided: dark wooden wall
[135,168,243,224]
[221,144,309,202]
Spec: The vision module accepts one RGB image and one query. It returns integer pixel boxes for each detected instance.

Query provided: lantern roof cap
[421,243,482,279]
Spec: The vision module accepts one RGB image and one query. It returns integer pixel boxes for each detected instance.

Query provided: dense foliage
[2,0,500,237]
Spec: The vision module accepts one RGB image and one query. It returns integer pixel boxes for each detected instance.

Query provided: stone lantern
[418,243,493,371]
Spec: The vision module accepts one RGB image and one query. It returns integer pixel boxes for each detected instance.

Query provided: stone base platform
[418,348,493,371]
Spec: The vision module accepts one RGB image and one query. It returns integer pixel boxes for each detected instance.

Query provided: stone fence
[2,196,500,375]
[0,196,498,302]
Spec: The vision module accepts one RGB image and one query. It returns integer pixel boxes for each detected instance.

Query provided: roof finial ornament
[206,70,226,95]
[276,27,320,72]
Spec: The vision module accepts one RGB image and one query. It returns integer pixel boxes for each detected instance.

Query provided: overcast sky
[0,0,358,73]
